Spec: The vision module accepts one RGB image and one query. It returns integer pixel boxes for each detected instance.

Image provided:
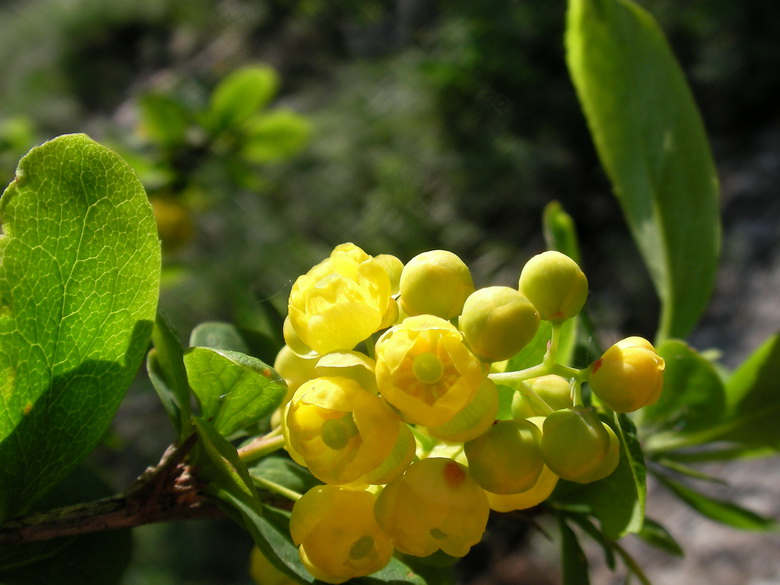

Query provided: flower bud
[540,407,612,482]
[375,315,484,427]
[315,350,378,393]
[518,251,587,323]
[512,374,572,419]
[589,336,665,413]
[464,419,544,494]
[459,286,540,362]
[374,254,404,294]
[249,547,297,585]
[283,376,406,485]
[570,422,620,484]
[290,486,393,583]
[484,417,559,511]
[273,345,317,399]
[374,458,489,558]
[426,377,499,443]
[399,250,474,319]
[288,243,392,354]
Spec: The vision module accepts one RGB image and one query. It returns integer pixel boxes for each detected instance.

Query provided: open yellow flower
[283,376,411,485]
[290,486,393,583]
[375,315,485,427]
[287,243,392,355]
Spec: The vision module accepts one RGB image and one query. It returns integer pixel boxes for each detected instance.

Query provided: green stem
[251,476,303,502]
[237,429,286,464]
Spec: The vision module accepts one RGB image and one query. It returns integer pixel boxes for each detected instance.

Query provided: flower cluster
[272,244,665,583]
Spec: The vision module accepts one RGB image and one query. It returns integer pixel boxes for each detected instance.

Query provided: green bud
[518,251,588,323]
[465,419,544,494]
[540,407,610,481]
[459,286,540,362]
[399,250,474,319]
[570,423,620,484]
[512,375,573,419]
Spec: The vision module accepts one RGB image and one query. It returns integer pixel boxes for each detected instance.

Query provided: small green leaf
[241,110,311,163]
[558,514,590,585]
[185,348,287,437]
[566,0,720,341]
[637,518,684,557]
[138,93,191,147]
[654,473,777,531]
[192,417,261,513]
[206,66,279,134]
[0,134,160,521]
[149,311,192,438]
[638,340,725,434]
[543,201,582,265]
[189,321,250,354]
[566,513,616,569]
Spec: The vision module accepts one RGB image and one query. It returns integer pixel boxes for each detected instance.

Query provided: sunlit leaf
[566,0,720,341]
[0,134,160,521]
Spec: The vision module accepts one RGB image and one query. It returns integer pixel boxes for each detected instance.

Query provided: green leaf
[654,473,777,531]
[637,517,683,557]
[206,65,279,134]
[566,513,616,569]
[149,311,192,438]
[0,466,132,585]
[138,93,191,147]
[241,110,311,163]
[638,340,725,434]
[566,0,720,341]
[184,348,287,437]
[543,201,582,265]
[192,417,261,513]
[0,134,160,521]
[558,514,590,585]
[189,321,250,354]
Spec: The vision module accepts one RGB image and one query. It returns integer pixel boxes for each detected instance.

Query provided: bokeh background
[2,0,780,583]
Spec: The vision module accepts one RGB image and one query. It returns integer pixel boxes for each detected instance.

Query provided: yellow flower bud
[540,407,614,482]
[569,422,620,484]
[290,486,393,584]
[512,374,573,419]
[589,336,665,413]
[288,243,392,354]
[315,350,378,393]
[399,250,474,319]
[282,376,405,485]
[465,419,544,494]
[459,286,540,362]
[426,377,499,443]
[374,253,404,294]
[483,417,559,512]
[374,458,489,558]
[375,315,485,426]
[249,547,297,585]
[518,251,588,323]
[274,345,317,399]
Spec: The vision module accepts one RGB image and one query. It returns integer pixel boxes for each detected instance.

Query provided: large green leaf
[0,134,160,521]
[566,0,720,341]
[184,347,287,438]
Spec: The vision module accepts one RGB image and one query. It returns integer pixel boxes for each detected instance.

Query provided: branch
[0,437,224,546]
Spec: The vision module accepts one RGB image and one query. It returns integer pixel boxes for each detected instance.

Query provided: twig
[0,436,224,546]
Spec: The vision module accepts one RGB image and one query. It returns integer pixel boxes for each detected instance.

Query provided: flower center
[412,352,444,384]
[349,536,376,560]
[320,413,359,450]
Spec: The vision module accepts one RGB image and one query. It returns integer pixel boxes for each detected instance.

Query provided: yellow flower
[374,458,489,558]
[589,336,665,413]
[282,376,409,485]
[375,315,485,427]
[288,243,392,355]
[290,486,393,584]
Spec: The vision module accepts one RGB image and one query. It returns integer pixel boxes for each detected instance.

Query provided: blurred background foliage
[2,0,780,583]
